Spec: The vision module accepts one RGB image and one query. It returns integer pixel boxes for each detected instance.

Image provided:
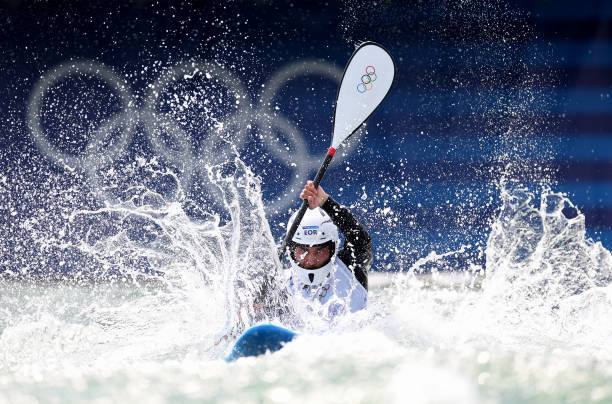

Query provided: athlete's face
[293,244,332,269]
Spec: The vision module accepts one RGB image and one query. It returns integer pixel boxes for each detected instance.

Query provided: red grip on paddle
[327,147,336,157]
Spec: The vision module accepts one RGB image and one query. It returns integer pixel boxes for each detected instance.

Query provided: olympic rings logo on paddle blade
[356,65,377,94]
[27,59,355,214]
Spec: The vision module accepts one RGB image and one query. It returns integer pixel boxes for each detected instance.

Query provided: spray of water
[1,1,611,401]
[3,142,612,402]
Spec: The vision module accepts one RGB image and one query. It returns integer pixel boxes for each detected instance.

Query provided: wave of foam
[2,159,612,402]
[388,186,612,359]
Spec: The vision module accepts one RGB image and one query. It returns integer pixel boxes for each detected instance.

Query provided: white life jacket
[288,257,367,317]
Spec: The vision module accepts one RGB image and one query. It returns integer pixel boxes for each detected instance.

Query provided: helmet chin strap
[294,255,335,287]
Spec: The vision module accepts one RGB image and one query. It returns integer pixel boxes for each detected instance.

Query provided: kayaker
[225,181,372,361]
[284,180,371,316]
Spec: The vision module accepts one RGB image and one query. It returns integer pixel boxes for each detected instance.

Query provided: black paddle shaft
[278,150,335,261]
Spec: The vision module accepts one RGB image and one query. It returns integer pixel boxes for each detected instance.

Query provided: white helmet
[286,207,339,286]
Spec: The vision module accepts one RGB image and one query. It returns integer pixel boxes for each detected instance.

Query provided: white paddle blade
[332,42,395,148]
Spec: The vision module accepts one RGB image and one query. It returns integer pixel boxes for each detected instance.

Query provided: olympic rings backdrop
[3,1,612,273]
[26,59,357,214]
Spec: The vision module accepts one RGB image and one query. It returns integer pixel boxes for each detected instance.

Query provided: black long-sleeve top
[321,196,371,290]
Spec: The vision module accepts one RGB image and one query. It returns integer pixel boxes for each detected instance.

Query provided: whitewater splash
[487,186,612,300]
[2,160,612,402]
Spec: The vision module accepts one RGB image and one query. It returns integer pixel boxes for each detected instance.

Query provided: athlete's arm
[320,197,371,290]
[300,181,372,290]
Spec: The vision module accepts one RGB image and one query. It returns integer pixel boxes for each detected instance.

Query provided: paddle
[278,42,395,261]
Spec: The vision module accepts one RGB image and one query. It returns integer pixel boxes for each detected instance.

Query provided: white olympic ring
[27,58,352,213]
[250,112,311,213]
[27,61,136,169]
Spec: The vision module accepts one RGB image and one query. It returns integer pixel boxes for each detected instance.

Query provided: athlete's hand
[301,180,329,209]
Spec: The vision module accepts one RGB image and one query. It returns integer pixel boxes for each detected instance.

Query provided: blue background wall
[1,0,611,273]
